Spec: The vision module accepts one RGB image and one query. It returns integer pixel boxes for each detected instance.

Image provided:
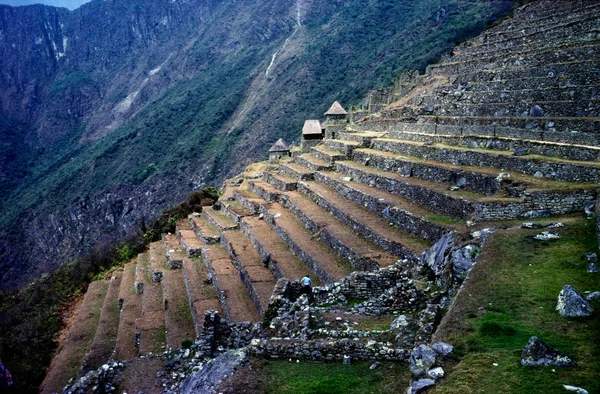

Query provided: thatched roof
[302,120,323,136]
[325,101,348,116]
[268,138,290,152]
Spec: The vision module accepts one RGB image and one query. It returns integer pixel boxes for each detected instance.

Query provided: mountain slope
[0,0,516,290]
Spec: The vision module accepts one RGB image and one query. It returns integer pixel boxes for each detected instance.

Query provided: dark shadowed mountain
[0,0,516,291]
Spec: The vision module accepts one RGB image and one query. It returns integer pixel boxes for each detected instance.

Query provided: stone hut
[268,138,290,162]
[301,119,324,153]
[324,101,349,139]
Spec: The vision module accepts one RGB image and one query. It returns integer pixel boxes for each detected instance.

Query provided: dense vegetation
[0,188,218,393]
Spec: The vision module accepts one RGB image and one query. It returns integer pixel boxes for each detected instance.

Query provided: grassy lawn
[262,360,410,394]
[431,215,600,394]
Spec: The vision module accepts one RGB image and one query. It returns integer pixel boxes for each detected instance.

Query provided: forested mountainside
[0,0,516,290]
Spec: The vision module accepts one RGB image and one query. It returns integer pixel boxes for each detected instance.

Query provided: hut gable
[268,138,290,152]
[324,101,348,116]
[302,120,324,136]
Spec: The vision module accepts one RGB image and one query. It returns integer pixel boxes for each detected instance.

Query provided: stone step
[258,200,354,283]
[337,156,595,220]
[293,153,333,172]
[455,16,600,58]
[240,215,319,284]
[454,58,600,86]
[483,4,600,42]
[204,205,239,231]
[263,171,298,191]
[310,144,348,164]
[296,179,430,258]
[83,272,123,371]
[418,115,600,140]
[159,239,196,349]
[136,252,166,356]
[222,199,255,224]
[249,180,398,271]
[372,138,600,183]
[325,134,376,149]
[248,179,281,203]
[188,213,221,244]
[413,98,600,119]
[429,85,600,105]
[232,189,263,214]
[176,221,203,257]
[220,230,277,316]
[181,254,222,337]
[200,242,262,322]
[462,76,599,93]
[385,125,600,162]
[114,261,143,360]
[324,160,479,219]
[41,280,110,394]
[163,233,186,269]
[428,42,600,77]
[148,241,166,283]
[308,170,453,244]
[279,162,315,181]
[505,1,600,26]
[352,147,597,197]
[323,138,362,156]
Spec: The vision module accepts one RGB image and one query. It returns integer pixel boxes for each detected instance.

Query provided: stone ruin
[50,1,600,393]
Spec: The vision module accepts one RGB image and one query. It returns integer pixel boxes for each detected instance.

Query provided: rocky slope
[0,0,515,290]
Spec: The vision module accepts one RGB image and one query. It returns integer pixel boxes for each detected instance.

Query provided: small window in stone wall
[366,280,372,289]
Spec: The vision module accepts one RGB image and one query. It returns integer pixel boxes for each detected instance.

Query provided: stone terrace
[46,1,599,390]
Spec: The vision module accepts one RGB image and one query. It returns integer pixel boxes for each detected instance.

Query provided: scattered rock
[431,341,454,358]
[426,367,444,380]
[523,210,552,219]
[588,263,599,273]
[545,222,564,229]
[521,336,576,367]
[496,173,511,182]
[406,378,436,394]
[533,232,561,241]
[409,344,437,377]
[513,147,530,156]
[556,285,593,317]
[586,292,600,301]
[563,385,588,394]
[584,201,595,218]
[533,171,544,178]
[582,253,597,263]
[529,105,544,117]
[390,315,410,330]
[455,177,468,188]
[471,228,495,240]
[521,222,543,229]
[370,362,380,370]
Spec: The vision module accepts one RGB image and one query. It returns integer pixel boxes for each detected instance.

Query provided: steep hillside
[0,0,516,291]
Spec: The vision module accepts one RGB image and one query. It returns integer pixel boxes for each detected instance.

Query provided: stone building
[301,119,324,153]
[324,101,348,139]
[268,138,290,162]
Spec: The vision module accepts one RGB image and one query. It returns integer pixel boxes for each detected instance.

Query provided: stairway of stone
[338,1,598,221]
[41,279,110,394]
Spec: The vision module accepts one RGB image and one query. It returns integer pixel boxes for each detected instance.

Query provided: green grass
[431,215,600,394]
[263,360,410,394]
[427,215,465,225]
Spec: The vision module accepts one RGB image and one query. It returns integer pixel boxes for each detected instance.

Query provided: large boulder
[451,245,478,280]
[431,341,454,358]
[409,344,437,377]
[521,336,576,367]
[421,233,455,276]
[556,285,593,317]
[180,349,248,394]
